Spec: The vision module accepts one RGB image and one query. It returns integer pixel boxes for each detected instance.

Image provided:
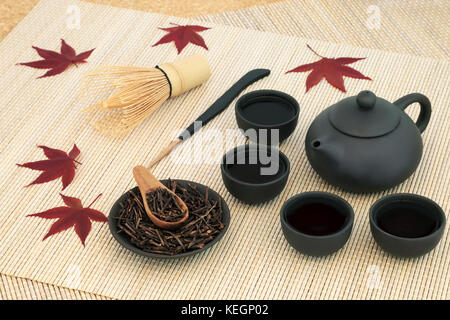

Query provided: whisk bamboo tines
[80,54,211,137]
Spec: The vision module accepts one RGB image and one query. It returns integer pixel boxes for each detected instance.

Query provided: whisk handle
[179,68,271,140]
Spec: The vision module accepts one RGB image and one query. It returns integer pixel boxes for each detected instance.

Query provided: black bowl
[235,90,299,145]
[370,193,446,258]
[221,144,290,204]
[108,180,230,259]
[280,192,354,257]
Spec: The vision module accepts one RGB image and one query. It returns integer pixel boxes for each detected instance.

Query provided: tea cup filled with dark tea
[235,90,299,145]
[221,144,290,204]
[370,193,446,258]
[280,192,354,256]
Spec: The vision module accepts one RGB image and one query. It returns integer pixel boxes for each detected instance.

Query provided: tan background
[201,0,449,59]
[0,0,282,41]
[0,0,448,300]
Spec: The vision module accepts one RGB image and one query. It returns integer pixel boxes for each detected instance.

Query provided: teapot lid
[328,90,400,138]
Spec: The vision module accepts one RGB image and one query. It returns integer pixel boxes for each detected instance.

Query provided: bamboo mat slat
[199,0,449,59]
[0,0,448,300]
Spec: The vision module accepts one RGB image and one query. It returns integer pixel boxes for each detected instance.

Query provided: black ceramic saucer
[109,180,230,259]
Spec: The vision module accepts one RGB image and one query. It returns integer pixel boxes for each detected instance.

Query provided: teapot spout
[307,137,345,167]
[310,139,323,150]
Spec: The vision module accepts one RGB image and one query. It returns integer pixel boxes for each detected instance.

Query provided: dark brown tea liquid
[240,100,295,125]
[225,147,286,184]
[287,203,346,236]
[226,162,286,183]
[377,207,437,238]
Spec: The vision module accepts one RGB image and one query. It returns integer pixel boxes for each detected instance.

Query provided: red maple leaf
[152,23,210,54]
[17,144,81,190]
[286,44,371,93]
[17,39,95,78]
[27,193,107,246]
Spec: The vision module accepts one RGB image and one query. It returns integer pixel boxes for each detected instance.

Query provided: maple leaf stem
[87,193,103,208]
[73,159,82,165]
[306,44,324,58]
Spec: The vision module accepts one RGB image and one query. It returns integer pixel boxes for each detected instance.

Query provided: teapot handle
[393,93,431,134]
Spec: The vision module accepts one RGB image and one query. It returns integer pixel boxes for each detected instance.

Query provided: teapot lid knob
[357,90,376,110]
[329,90,400,138]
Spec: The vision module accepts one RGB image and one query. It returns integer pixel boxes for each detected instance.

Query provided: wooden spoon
[132,165,188,230]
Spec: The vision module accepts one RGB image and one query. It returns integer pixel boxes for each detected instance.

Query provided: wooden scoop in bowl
[132,166,188,230]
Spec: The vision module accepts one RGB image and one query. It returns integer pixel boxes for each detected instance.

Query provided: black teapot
[305,90,431,193]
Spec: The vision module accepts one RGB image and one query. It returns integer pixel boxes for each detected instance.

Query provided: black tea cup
[280,192,354,256]
[370,193,446,258]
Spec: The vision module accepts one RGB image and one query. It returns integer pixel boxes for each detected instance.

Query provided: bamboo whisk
[80,54,211,137]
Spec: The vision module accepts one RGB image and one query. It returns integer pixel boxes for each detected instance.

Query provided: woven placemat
[0,274,111,300]
[0,0,448,300]
[2,0,448,300]
[200,0,449,59]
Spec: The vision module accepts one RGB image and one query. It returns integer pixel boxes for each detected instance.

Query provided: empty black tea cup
[221,144,290,204]
[280,192,354,256]
[235,90,299,145]
[370,193,446,258]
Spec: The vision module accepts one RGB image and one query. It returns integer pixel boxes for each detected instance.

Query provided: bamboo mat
[200,0,449,59]
[0,274,111,300]
[0,0,448,300]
